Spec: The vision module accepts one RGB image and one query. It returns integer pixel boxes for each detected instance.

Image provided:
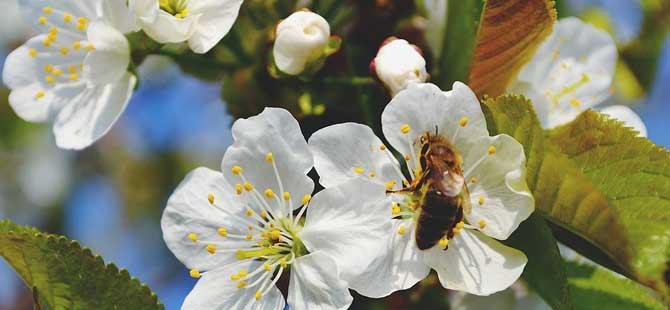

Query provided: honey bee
[410,131,471,250]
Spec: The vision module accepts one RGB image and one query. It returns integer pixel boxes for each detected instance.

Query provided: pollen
[231,165,243,175]
[260,210,268,218]
[283,191,291,201]
[302,194,312,205]
[353,167,364,174]
[230,273,241,281]
[245,208,254,217]
[187,233,198,242]
[28,48,38,58]
[235,183,243,195]
[189,269,201,278]
[264,188,275,198]
[400,124,411,134]
[569,98,581,108]
[478,196,485,205]
[264,262,272,271]
[478,220,487,229]
[42,38,52,47]
[487,146,497,155]
[238,269,248,277]
[68,65,78,73]
[63,13,73,23]
[51,68,62,76]
[38,16,47,25]
[48,27,58,35]
[60,47,69,56]
[470,177,478,184]
[385,180,396,191]
[43,6,53,14]
[265,152,274,162]
[438,238,449,249]
[35,91,46,100]
[206,244,217,254]
[255,290,262,300]
[280,257,288,268]
[236,281,248,289]
[270,229,281,240]
[456,221,465,229]
[85,43,95,51]
[243,182,253,192]
[397,225,406,235]
[368,172,376,178]
[245,234,253,240]
[72,41,81,50]
[45,75,55,84]
[459,116,469,127]
[379,144,386,151]
[391,203,401,216]
[69,73,78,81]
[218,227,228,237]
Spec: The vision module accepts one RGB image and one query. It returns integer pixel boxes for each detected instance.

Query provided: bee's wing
[461,184,472,215]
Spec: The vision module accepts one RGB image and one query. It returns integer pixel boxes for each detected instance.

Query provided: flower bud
[273,11,331,75]
[371,38,429,96]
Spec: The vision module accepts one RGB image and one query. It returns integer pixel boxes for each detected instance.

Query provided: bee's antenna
[434,125,438,135]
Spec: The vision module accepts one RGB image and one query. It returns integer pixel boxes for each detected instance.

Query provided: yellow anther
[438,238,449,249]
[85,43,95,51]
[76,22,86,31]
[470,177,478,184]
[42,38,52,47]
[43,6,53,14]
[404,155,411,161]
[218,227,228,237]
[28,48,38,58]
[283,191,291,201]
[488,146,497,155]
[69,73,78,81]
[459,116,469,127]
[230,274,241,281]
[456,221,465,229]
[247,225,254,231]
[235,183,243,195]
[72,41,81,50]
[385,180,397,191]
[78,17,88,25]
[60,47,69,56]
[255,290,262,300]
[189,269,201,278]
[397,225,406,235]
[478,196,485,206]
[263,262,272,271]
[270,229,281,241]
[206,244,217,254]
[45,75,55,84]
[245,234,253,240]
[63,14,73,23]
[52,68,62,76]
[380,144,386,151]
[265,152,274,162]
[391,203,401,216]
[264,188,275,199]
[245,208,254,217]
[48,27,58,35]
[353,167,364,174]
[400,124,411,134]
[243,182,253,192]
[47,32,57,42]
[231,165,242,175]
[478,220,487,229]
[369,172,376,178]
[238,269,248,277]
[68,65,78,73]
[569,98,581,108]
[187,232,198,242]
[237,281,248,289]
[302,194,312,205]
[44,64,53,73]
[38,16,47,25]
[452,227,461,235]
[260,210,268,219]
[35,91,46,100]
[280,257,288,268]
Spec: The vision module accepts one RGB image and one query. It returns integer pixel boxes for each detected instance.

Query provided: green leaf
[549,110,670,296]
[567,261,667,310]
[482,94,573,310]
[0,220,163,310]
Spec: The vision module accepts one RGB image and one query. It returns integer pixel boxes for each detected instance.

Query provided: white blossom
[3,0,138,149]
[372,38,429,96]
[132,0,243,54]
[273,11,330,75]
[162,108,390,309]
[309,82,534,297]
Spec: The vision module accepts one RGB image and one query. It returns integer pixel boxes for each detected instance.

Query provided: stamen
[265,152,273,162]
[400,124,411,134]
[232,165,243,175]
[187,232,198,242]
[397,225,406,235]
[488,146,497,155]
[353,167,364,174]
[218,228,228,236]
[283,192,291,201]
[478,196,485,205]
[63,13,73,23]
[438,238,449,249]
[206,244,217,254]
[459,117,469,127]
[189,268,201,278]
[391,203,401,216]
[235,184,243,195]
[385,180,397,191]
[478,220,487,229]
[28,48,38,58]
[379,144,386,151]
[264,189,275,199]
[208,193,215,205]
[43,6,53,14]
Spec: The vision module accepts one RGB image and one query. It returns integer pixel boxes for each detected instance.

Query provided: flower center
[159,0,189,18]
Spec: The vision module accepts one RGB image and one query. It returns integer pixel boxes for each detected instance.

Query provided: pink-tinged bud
[372,38,429,96]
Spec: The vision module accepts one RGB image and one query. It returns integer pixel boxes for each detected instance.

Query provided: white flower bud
[273,11,330,75]
[372,38,429,96]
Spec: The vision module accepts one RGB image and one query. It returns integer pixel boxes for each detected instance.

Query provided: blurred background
[0,0,668,309]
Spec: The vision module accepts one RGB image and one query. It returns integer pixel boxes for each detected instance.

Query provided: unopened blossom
[273,11,330,75]
[132,0,243,54]
[509,17,646,135]
[309,82,533,296]
[371,38,429,96]
[3,0,138,149]
[162,108,389,309]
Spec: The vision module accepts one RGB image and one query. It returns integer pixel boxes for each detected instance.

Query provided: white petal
[423,229,527,296]
[347,218,431,298]
[187,0,244,54]
[288,252,353,310]
[513,17,617,128]
[599,105,647,137]
[18,0,100,30]
[183,259,285,310]
[130,0,158,21]
[300,178,390,283]
[273,11,330,75]
[83,21,130,85]
[2,36,41,90]
[161,167,250,271]
[52,72,136,150]
[8,83,55,122]
[138,10,198,44]
[381,82,489,170]
[461,135,534,240]
[102,0,138,33]
[222,108,314,214]
[309,122,404,188]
